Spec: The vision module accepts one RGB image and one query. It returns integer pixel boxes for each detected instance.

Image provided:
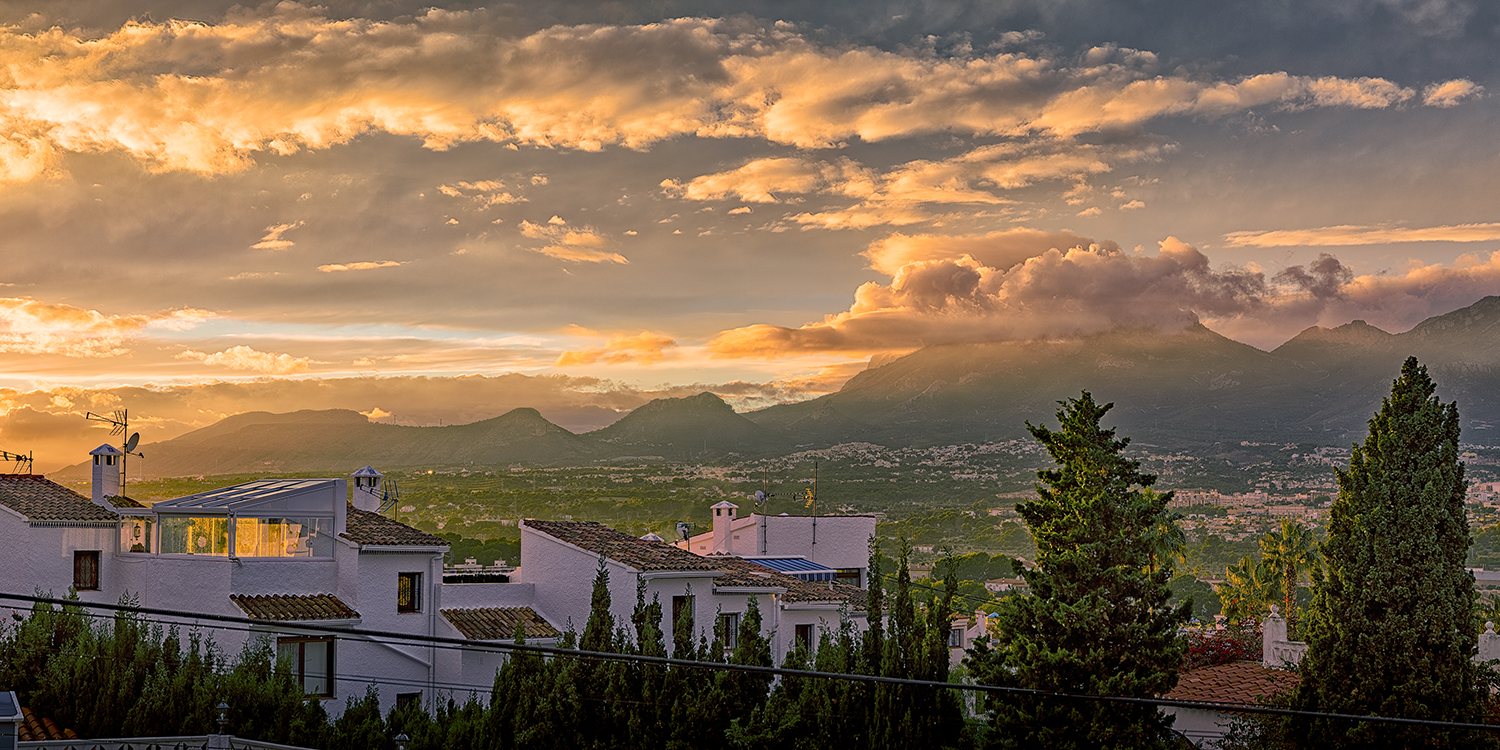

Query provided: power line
[3,592,1497,733]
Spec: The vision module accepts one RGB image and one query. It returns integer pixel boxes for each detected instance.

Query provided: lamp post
[394,733,410,750]
[216,701,229,735]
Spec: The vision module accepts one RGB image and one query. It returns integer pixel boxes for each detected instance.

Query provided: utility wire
[3,592,1497,733]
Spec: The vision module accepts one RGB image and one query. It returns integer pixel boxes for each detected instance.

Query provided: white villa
[676,499,877,587]
[0,448,873,718]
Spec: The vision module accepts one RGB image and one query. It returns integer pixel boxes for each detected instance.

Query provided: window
[395,692,421,712]
[835,568,863,587]
[120,518,152,553]
[233,517,333,558]
[73,551,100,591]
[277,637,334,698]
[949,627,964,648]
[397,572,423,613]
[672,595,694,634]
[794,623,815,653]
[718,612,741,651]
[159,517,229,555]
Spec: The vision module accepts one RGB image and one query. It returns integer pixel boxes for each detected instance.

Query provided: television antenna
[85,409,144,495]
[0,450,32,474]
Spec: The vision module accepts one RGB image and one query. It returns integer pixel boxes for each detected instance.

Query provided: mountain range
[59,296,1500,478]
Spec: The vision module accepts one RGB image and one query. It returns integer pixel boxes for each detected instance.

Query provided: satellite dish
[676,522,691,541]
[124,433,140,453]
[754,490,766,502]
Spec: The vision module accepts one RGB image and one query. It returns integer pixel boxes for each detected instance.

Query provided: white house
[522,519,868,659]
[676,500,876,587]
[2,452,876,723]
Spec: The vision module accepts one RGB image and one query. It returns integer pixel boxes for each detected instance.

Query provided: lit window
[121,518,153,553]
[397,572,423,613]
[277,637,334,698]
[73,551,100,591]
[158,517,229,556]
[232,517,333,558]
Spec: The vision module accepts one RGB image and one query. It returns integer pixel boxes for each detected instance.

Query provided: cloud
[710,227,1500,356]
[1422,79,1483,107]
[176,345,314,375]
[863,228,1114,276]
[251,221,304,250]
[555,331,678,366]
[317,261,405,272]
[438,181,524,206]
[518,219,627,263]
[0,298,212,357]
[0,8,1466,182]
[670,142,1160,228]
[1224,222,1500,247]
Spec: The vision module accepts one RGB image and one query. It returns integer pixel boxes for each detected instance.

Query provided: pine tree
[969,391,1188,750]
[1293,357,1485,748]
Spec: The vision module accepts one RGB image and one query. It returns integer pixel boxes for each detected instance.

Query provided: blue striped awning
[747,557,837,582]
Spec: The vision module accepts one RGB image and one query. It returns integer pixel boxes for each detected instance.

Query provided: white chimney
[89,444,123,507]
[350,466,384,512]
[711,500,738,554]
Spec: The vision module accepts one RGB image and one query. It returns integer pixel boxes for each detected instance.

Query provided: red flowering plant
[1184,620,1263,670]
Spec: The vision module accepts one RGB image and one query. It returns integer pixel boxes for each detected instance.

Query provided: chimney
[711,500,738,554]
[350,466,384,512]
[89,444,123,507]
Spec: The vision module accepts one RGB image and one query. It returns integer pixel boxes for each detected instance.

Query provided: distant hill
[587,392,788,459]
[56,407,600,479]
[748,295,1500,447]
[56,296,1500,478]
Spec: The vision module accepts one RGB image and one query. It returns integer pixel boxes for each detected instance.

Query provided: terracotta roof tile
[106,494,147,509]
[442,606,560,640]
[0,474,118,522]
[524,520,718,572]
[19,706,78,741]
[1165,661,1299,707]
[342,506,447,546]
[230,593,360,621]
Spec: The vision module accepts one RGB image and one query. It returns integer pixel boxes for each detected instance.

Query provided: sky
[1,0,1498,470]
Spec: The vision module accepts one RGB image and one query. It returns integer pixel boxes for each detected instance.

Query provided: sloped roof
[443,606,560,640]
[342,506,447,547]
[107,494,147,509]
[230,593,360,621]
[19,706,79,742]
[710,555,867,610]
[1165,661,1299,707]
[525,519,719,572]
[0,474,118,522]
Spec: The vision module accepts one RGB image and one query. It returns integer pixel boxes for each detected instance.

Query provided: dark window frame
[718,612,741,651]
[794,623,815,653]
[397,572,423,613]
[277,636,335,699]
[73,551,100,591]
[672,594,694,634]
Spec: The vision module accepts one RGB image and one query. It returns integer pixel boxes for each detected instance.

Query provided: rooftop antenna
[85,409,143,495]
[0,449,33,474]
[755,466,784,515]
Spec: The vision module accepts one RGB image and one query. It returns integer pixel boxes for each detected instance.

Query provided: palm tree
[1259,519,1318,638]
[1218,554,1276,626]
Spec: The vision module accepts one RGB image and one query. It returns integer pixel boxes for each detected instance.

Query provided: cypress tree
[969,392,1187,750]
[1293,357,1485,748]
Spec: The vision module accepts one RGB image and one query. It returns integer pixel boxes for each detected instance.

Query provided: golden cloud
[317,261,405,272]
[251,221,304,250]
[518,219,627,264]
[1224,222,1500,247]
[555,331,678,366]
[0,9,1463,182]
[1423,79,1484,108]
[711,227,1500,357]
[175,345,314,375]
[0,297,212,357]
